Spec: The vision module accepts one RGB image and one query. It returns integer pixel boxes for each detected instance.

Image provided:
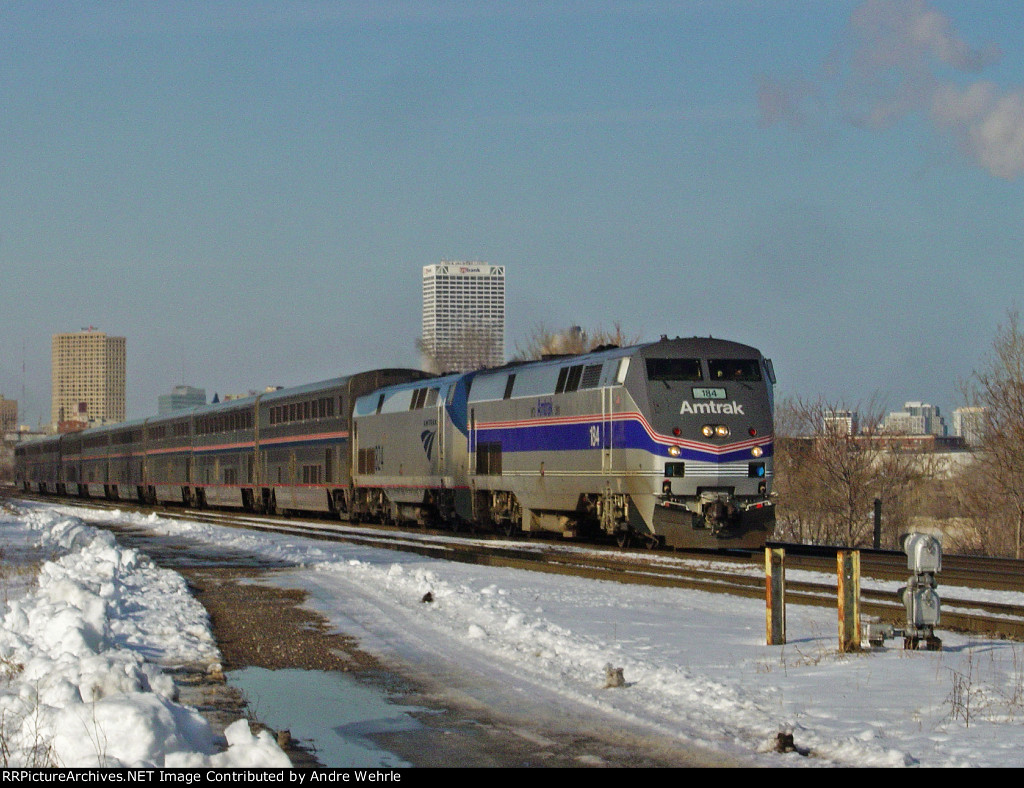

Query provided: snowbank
[0,507,290,768]
[25,501,1024,768]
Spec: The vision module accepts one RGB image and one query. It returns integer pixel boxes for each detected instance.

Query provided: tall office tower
[421,262,505,372]
[51,329,126,428]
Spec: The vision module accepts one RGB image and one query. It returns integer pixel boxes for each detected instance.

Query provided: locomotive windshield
[645,358,703,381]
[708,359,762,382]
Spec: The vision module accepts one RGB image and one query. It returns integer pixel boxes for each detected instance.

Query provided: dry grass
[945,645,1024,728]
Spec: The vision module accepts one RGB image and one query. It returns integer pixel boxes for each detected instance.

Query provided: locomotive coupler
[698,492,737,533]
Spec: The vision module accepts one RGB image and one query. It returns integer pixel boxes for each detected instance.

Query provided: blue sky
[1,1,1022,424]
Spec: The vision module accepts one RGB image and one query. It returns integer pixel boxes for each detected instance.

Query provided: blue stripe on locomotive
[473,418,772,463]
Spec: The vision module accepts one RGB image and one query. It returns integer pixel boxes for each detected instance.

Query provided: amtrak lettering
[680,400,746,415]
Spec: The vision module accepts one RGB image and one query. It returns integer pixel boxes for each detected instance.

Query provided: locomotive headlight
[701,425,715,438]
[751,446,763,458]
[715,425,730,438]
[668,445,681,457]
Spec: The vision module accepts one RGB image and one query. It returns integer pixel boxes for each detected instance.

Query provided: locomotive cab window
[645,358,703,381]
[708,359,762,382]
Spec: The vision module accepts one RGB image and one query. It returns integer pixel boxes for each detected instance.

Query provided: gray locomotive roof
[467,336,765,403]
[468,335,762,382]
[469,344,634,403]
[354,371,463,401]
[474,342,639,380]
[635,335,763,356]
[352,371,463,417]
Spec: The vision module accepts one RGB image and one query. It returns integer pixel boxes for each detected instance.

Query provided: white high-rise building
[422,262,505,372]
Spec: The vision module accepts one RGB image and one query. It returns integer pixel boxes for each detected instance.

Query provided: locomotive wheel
[615,529,632,548]
[501,519,520,538]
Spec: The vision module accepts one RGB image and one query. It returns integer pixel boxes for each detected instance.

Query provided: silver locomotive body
[353,336,774,548]
[352,372,475,526]
[466,337,774,548]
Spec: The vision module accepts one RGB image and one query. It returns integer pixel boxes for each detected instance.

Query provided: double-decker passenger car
[15,368,431,516]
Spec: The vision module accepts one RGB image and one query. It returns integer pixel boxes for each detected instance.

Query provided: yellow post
[765,547,786,645]
[837,550,861,653]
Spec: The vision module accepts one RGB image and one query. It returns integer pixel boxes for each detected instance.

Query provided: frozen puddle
[229,668,423,767]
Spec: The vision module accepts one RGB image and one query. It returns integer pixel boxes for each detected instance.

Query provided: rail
[10,493,1024,641]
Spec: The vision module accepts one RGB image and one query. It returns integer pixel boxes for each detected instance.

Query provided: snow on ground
[7,500,1024,767]
[0,503,291,768]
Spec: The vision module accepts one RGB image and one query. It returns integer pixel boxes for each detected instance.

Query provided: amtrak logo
[680,400,745,415]
[420,429,436,460]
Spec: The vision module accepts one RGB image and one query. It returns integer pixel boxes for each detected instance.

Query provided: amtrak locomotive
[16,336,775,549]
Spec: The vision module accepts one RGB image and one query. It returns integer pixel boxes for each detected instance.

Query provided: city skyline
[0,2,1022,424]
[12,319,975,435]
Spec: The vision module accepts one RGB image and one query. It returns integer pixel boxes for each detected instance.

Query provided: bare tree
[418,323,503,374]
[946,458,1018,556]
[773,396,934,547]
[962,308,1024,557]
[512,322,640,361]
[0,445,12,484]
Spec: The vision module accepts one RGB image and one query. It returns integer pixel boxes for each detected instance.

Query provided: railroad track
[11,493,1024,641]
[767,541,1024,594]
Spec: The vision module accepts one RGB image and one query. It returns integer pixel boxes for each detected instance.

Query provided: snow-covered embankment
[0,506,291,767]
